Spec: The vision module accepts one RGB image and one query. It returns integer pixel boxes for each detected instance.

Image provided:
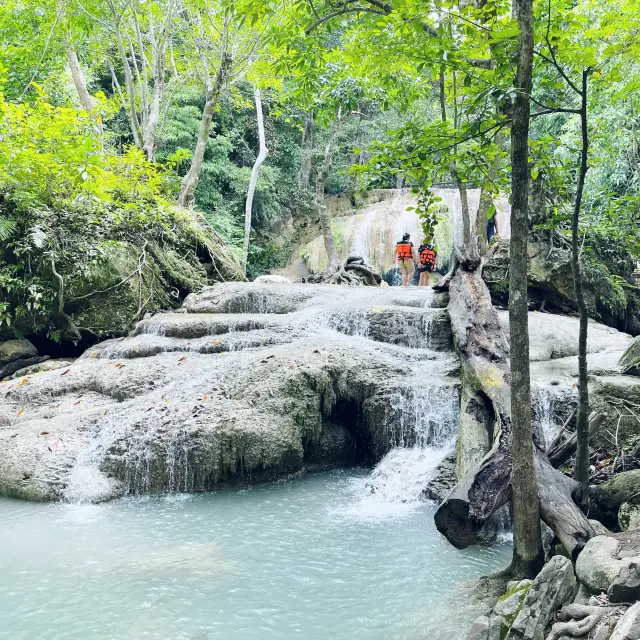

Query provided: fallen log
[434,267,595,561]
[546,411,605,468]
[0,355,50,380]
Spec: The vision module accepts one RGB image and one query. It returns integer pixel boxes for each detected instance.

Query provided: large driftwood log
[434,267,595,561]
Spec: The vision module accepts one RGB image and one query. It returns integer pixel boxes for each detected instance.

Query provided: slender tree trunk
[456,176,472,249]
[299,114,314,190]
[111,11,144,148]
[67,48,98,114]
[476,188,491,255]
[316,108,342,268]
[242,89,269,274]
[142,48,166,163]
[179,52,232,208]
[573,71,591,496]
[508,0,544,578]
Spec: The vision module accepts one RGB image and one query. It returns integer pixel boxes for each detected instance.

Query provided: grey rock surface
[508,555,577,640]
[610,601,640,640]
[0,283,459,503]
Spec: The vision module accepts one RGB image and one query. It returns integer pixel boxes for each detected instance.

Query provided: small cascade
[324,308,371,338]
[359,383,460,512]
[351,210,378,264]
[533,385,556,444]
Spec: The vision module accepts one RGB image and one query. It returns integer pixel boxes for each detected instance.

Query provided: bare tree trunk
[508,0,544,578]
[434,270,595,562]
[476,188,491,255]
[457,176,472,249]
[299,114,314,190]
[67,46,101,131]
[242,89,269,274]
[179,52,232,208]
[109,5,144,148]
[573,71,591,497]
[316,108,342,269]
[142,44,166,163]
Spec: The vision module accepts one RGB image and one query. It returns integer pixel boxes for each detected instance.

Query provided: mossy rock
[619,336,640,376]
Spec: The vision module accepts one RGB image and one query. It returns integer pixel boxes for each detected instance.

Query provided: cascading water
[0,283,515,640]
[291,187,511,278]
[360,385,459,512]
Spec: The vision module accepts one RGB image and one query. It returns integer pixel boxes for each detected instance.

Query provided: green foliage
[246,241,292,280]
[0,89,232,339]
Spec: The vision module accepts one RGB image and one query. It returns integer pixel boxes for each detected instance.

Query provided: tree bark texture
[67,46,102,135]
[242,89,269,273]
[316,108,342,268]
[508,0,544,577]
[179,52,233,208]
[299,114,314,190]
[433,269,595,563]
[572,71,591,496]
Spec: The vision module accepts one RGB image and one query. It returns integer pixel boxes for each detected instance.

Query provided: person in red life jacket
[394,233,418,286]
[417,238,437,287]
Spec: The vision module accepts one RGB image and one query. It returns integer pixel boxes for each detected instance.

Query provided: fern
[29,225,48,249]
[0,217,18,243]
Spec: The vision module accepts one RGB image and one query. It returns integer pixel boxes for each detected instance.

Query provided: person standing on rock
[394,233,417,287]
[417,239,437,287]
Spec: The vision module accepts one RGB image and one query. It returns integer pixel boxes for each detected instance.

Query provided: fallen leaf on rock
[212,339,221,345]
[61,369,71,376]
[73,401,81,406]
[178,355,187,361]
[18,378,29,386]
[16,409,24,417]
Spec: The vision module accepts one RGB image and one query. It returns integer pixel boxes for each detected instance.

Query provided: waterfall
[292,188,511,279]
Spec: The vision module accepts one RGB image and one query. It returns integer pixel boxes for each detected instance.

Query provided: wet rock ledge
[0,283,458,503]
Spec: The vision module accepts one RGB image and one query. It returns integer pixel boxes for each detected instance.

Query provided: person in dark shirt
[417,239,437,287]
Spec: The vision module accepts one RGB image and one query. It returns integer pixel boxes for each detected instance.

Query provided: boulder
[610,601,640,640]
[508,555,577,639]
[590,471,640,527]
[575,532,640,601]
[619,503,640,532]
[576,536,626,594]
[619,336,640,375]
[497,311,631,362]
[608,561,640,603]
[253,275,292,284]
[590,520,612,537]
[423,452,458,502]
[0,339,37,365]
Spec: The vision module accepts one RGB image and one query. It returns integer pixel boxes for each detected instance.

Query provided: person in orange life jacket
[394,233,418,287]
[417,238,437,287]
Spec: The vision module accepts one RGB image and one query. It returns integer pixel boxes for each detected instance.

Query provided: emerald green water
[0,470,511,639]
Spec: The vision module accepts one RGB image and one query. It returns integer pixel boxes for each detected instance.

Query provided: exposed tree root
[546,604,617,640]
[300,261,381,286]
